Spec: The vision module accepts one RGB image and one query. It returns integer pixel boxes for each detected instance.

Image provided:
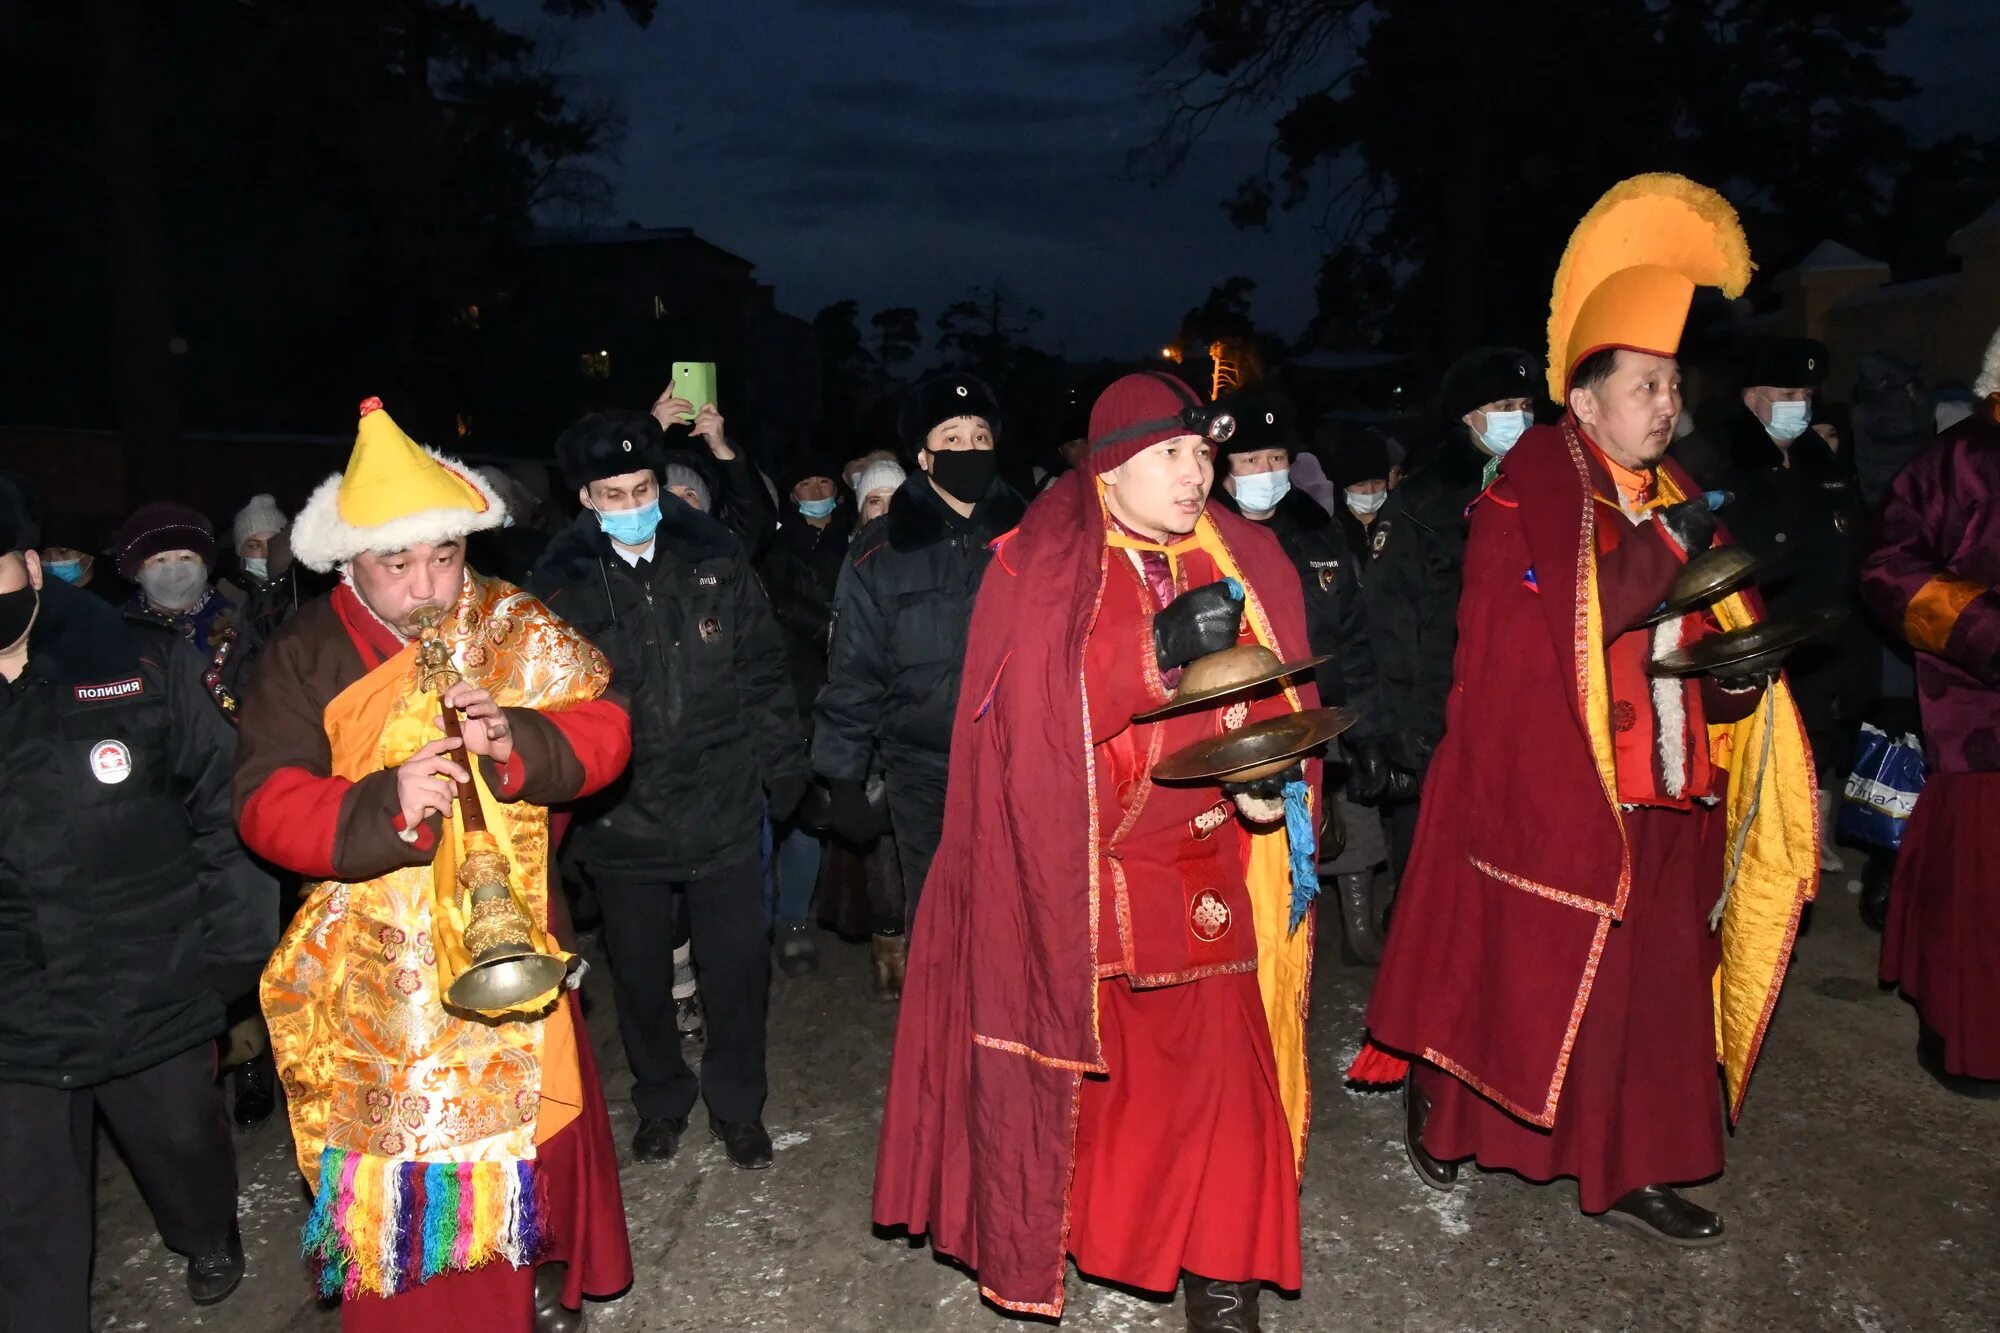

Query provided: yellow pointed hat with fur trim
[1546,173,1754,400]
[290,397,507,572]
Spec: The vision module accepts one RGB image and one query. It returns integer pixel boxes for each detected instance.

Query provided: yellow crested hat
[1546,173,1753,400]
[290,397,506,572]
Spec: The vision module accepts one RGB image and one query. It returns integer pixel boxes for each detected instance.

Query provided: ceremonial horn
[410,606,568,1014]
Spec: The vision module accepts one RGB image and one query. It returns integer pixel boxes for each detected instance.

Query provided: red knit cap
[1086,371,1204,474]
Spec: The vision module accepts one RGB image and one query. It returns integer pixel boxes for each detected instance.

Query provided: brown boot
[872,933,907,1001]
[1183,1274,1260,1332]
[533,1261,584,1332]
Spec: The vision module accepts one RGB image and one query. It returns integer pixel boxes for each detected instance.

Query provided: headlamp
[1185,405,1236,444]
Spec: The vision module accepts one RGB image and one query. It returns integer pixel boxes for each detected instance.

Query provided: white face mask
[138,561,208,611]
[1764,398,1812,442]
[1344,488,1387,517]
[1232,468,1291,514]
[1474,410,1531,457]
[243,557,269,580]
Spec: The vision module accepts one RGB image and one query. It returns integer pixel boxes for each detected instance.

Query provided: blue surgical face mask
[1233,468,1291,513]
[47,559,85,584]
[797,496,838,521]
[242,557,268,580]
[1475,409,1531,457]
[596,499,662,547]
[1765,399,1812,442]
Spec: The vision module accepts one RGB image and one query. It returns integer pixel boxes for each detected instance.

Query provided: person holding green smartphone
[650,367,779,561]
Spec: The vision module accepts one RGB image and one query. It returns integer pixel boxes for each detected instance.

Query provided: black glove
[1153,579,1244,673]
[825,778,887,843]
[1344,741,1420,805]
[1382,730,1435,778]
[1655,498,1717,554]
[767,774,809,824]
[1222,761,1305,801]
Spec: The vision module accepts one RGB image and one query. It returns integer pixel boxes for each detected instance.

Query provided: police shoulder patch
[74,677,145,703]
[1369,521,1391,557]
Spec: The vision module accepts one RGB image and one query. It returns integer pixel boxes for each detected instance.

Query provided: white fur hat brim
[290,448,508,573]
[1975,322,2000,401]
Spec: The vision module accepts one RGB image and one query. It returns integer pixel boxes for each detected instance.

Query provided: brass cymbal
[1650,608,1846,677]
[1132,643,1331,722]
[1151,707,1359,783]
[1636,546,1758,627]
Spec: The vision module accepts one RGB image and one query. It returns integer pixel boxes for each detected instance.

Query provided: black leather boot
[533,1261,585,1332]
[1332,871,1384,964]
[631,1116,687,1163]
[1183,1273,1260,1332]
[872,932,907,1001]
[231,1052,277,1129]
[186,1227,245,1305]
[1602,1185,1725,1247]
[1859,849,1893,931]
[1403,1071,1458,1190]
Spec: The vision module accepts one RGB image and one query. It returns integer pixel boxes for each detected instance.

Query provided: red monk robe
[1366,419,1811,1212]
[873,466,1320,1316]
[234,579,634,1331]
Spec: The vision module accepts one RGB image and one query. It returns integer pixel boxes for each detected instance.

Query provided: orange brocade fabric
[260,575,611,1296]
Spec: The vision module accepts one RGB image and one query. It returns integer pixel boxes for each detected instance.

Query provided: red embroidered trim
[980,1288,1064,1317]
[969,1032,1104,1074]
[1729,876,1810,1123]
[1079,544,1111,1059]
[1109,858,1135,975]
[1126,958,1258,988]
[1423,906,1612,1128]
[1468,856,1616,919]
[1561,418,1632,918]
[1423,1048,1550,1127]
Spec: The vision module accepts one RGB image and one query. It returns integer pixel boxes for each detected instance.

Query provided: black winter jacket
[529,505,805,881]
[760,508,854,732]
[0,579,277,1087]
[1676,404,1874,746]
[1362,426,1492,763]
[1213,486,1385,739]
[814,472,1026,782]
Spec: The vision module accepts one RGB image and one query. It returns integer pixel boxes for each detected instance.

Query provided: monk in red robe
[874,372,1326,1330]
[1361,174,1818,1247]
[236,400,634,1332]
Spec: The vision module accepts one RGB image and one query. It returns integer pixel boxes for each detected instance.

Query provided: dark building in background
[469,226,818,468]
[1,223,818,521]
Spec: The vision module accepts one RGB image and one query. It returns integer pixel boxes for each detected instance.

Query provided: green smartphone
[670,362,717,422]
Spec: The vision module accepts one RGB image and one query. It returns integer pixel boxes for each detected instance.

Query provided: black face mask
[926,448,998,506]
[0,584,38,653]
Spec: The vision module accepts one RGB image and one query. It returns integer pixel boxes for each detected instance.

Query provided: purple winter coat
[1859,413,2000,773]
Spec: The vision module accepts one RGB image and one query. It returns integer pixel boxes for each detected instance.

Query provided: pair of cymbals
[1650,608,1847,677]
[1132,644,1328,722]
[1152,707,1360,783]
[1636,546,1758,627]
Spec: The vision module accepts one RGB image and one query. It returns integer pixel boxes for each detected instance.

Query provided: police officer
[1676,335,1869,872]
[814,373,1027,990]
[1364,347,1542,875]
[1211,392,1393,961]
[531,411,808,1172]
[0,477,277,1329]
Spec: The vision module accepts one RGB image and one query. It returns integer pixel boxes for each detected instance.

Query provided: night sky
[482,0,1996,362]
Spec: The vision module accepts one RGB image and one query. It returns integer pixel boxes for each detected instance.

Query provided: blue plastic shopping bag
[1838,723,1926,851]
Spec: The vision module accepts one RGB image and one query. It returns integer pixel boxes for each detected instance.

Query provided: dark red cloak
[871,468,1317,1315]
[1364,420,1806,1127]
